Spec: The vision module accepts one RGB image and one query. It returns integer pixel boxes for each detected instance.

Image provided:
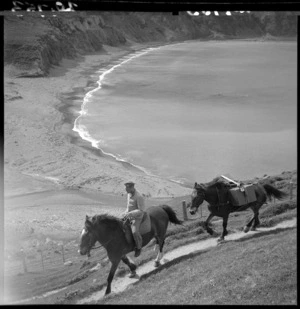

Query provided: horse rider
[123,181,145,257]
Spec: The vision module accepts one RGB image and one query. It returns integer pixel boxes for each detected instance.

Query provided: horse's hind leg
[244,205,260,232]
[244,216,254,233]
[154,238,164,267]
[121,255,137,277]
[218,214,229,242]
[251,207,261,231]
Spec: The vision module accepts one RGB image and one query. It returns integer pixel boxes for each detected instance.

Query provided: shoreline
[55,44,181,175]
[58,48,156,169]
[56,41,203,188]
[69,43,193,186]
[5,42,194,198]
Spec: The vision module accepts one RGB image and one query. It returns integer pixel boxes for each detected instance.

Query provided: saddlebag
[229,184,257,206]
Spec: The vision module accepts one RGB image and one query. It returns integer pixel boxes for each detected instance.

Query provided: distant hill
[4,11,297,77]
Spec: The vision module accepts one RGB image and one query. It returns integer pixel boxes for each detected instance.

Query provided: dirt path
[77,218,296,304]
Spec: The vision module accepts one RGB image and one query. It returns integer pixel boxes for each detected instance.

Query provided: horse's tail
[160,205,183,225]
[263,183,288,201]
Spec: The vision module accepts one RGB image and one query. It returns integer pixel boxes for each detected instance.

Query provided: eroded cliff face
[4,11,297,77]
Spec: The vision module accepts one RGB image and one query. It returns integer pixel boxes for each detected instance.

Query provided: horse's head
[188,182,206,215]
[78,215,98,257]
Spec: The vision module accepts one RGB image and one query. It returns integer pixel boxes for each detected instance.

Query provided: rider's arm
[123,194,130,215]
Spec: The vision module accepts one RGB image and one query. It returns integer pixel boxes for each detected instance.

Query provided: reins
[90,238,112,250]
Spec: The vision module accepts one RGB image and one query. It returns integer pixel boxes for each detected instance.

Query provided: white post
[182,201,188,221]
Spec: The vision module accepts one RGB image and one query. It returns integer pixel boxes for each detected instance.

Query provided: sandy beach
[4,43,192,199]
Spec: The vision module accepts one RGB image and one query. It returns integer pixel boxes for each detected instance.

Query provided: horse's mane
[199,176,225,189]
[92,213,124,230]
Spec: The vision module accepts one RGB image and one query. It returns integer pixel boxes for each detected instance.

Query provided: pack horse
[79,204,182,295]
[188,175,288,241]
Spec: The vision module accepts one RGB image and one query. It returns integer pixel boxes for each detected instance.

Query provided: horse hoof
[154,261,161,268]
[217,238,225,243]
[251,227,257,231]
[244,226,250,233]
[129,271,137,278]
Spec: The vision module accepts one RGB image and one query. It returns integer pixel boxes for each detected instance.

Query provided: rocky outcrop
[4,11,297,77]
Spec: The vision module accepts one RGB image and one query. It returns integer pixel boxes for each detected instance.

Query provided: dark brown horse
[79,205,182,295]
[187,178,288,241]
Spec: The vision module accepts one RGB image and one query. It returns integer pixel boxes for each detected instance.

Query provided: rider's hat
[124,181,135,187]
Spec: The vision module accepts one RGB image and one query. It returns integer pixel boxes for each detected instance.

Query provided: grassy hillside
[5,170,297,304]
[102,228,296,305]
[4,11,297,77]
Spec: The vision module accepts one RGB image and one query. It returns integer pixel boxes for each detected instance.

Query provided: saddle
[122,212,151,246]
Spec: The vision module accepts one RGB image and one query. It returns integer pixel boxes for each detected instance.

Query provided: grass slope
[102,228,297,305]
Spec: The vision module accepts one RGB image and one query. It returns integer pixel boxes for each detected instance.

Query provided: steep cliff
[4,11,297,77]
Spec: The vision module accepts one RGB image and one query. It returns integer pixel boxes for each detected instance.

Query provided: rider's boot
[132,233,142,257]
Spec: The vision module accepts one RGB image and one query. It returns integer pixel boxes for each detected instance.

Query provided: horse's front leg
[218,214,229,242]
[121,255,137,278]
[205,213,214,235]
[105,259,120,295]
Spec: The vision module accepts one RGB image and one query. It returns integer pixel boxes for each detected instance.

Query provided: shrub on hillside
[260,201,296,218]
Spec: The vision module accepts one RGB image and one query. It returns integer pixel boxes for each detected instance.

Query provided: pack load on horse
[187,175,288,241]
[79,205,182,295]
[219,175,257,207]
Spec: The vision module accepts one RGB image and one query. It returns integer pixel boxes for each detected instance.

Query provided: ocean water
[73,40,297,185]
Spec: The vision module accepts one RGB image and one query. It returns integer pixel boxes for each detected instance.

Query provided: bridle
[191,188,205,211]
